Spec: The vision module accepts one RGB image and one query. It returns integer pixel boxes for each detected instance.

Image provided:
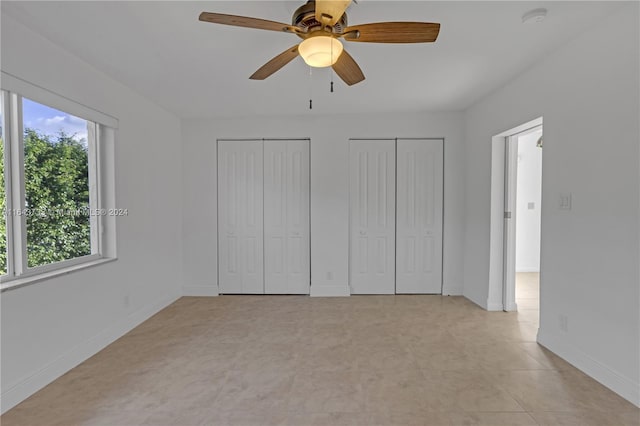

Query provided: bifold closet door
[218,141,264,294]
[349,140,396,294]
[396,139,444,294]
[264,140,310,294]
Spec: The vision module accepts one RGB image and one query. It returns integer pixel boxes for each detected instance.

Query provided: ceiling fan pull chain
[330,41,335,93]
[309,66,313,110]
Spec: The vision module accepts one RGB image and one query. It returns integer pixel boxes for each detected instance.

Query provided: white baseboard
[462,292,486,310]
[503,301,518,312]
[0,292,180,415]
[182,285,219,297]
[537,328,640,407]
[486,299,504,311]
[310,283,350,297]
[515,267,540,273]
[463,294,506,311]
[443,286,463,296]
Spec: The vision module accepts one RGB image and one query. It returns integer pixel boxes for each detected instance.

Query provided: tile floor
[515,272,539,324]
[2,284,638,425]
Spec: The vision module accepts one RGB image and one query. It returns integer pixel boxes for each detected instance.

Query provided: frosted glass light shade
[298,35,343,68]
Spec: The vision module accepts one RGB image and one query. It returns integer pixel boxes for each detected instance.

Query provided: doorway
[488,117,543,313]
[503,125,543,315]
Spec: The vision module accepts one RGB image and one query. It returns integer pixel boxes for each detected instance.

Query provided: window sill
[0,257,117,293]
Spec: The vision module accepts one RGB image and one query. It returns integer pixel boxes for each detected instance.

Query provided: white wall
[181,112,465,297]
[0,15,183,412]
[515,130,542,272]
[463,4,639,405]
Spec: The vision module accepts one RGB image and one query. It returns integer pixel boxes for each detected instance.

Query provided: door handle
[359,231,366,235]
[292,231,300,236]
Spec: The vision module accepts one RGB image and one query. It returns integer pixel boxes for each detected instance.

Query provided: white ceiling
[2,1,623,118]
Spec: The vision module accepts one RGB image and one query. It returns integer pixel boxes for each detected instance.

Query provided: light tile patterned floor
[516,272,540,314]
[2,291,638,425]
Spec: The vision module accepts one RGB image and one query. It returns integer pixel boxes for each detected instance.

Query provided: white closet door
[218,141,264,294]
[349,140,396,294]
[396,139,443,294]
[264,140,310,294]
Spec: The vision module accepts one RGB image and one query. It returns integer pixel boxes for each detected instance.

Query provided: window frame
[0,74,118,288]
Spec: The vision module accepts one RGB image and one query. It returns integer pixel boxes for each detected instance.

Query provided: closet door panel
[396,139,443,294]
[264,141,288,293]
[349,140,396,294]
[285,141,310,294]
[264,140,310,294]
[218,141,264,294]
[242,145,265,294]
[218,142,243,294]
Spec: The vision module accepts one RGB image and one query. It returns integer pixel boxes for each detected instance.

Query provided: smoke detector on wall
[522,8,547,24]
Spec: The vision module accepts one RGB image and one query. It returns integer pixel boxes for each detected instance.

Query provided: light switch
[528,202,535,210]
[559,193,572,210]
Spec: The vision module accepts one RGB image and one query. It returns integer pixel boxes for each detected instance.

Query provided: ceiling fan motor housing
[292,0,348,37]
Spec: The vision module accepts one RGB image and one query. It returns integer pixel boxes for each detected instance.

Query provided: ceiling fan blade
[315,0,351,27]
[342,22,440,43]
[199,12,299,34]
[250,45,300,80]
[332,50,365,86]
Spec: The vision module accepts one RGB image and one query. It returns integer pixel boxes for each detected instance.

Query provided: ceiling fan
[199,0,440,86]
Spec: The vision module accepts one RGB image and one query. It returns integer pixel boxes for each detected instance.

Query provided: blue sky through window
[22,98,88,145]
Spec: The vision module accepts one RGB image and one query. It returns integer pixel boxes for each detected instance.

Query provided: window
[1,78,116,286]
[22,98,98,268]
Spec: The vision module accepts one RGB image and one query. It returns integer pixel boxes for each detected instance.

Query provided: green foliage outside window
[0,129,91,273]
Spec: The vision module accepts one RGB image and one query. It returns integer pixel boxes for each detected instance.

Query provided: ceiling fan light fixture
[298,35,343,68]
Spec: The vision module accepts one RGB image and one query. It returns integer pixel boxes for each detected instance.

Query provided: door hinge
[504,212,512,219]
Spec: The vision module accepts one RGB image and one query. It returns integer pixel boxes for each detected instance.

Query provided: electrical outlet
[124,295,131,309]
[559,314,568,332]
[559,193,572,210]
[528,202,535,210]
